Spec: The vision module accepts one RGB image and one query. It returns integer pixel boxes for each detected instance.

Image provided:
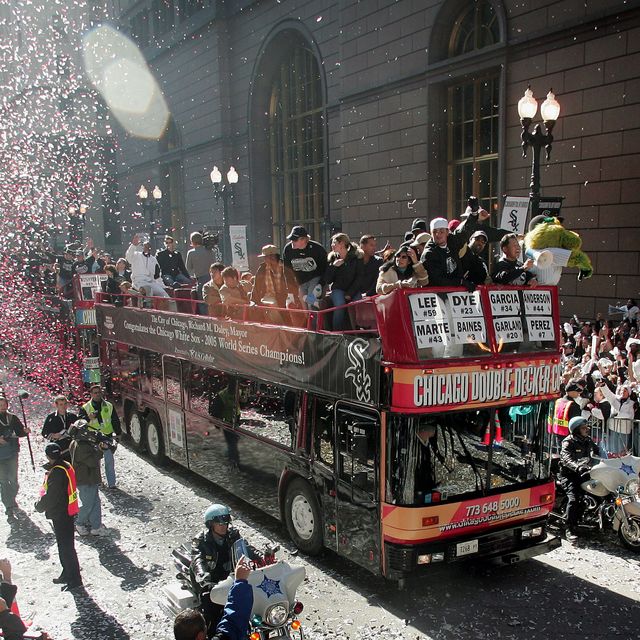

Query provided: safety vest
[82,400,115,435]
[41,462,79,516]
[547,397,573,437]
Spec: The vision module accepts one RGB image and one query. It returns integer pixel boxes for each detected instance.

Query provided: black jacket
[41,410,78,458]
[34,461,73,520]
[357,254,383,296]
[0,412,26,461]
[421,214,479,286]
[491,257,536,285]
[190,526,262,587]
[559,433,599,480]
[282,240,328,286]
[461,251,489,285]
[323,244,363,298]
[0,608,27,640]
[156,248,189,279]
[101,276,122,305]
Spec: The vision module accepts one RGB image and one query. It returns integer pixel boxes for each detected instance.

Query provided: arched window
[449,0,500,57]
[268,44,325,248]
[447,1,501,215]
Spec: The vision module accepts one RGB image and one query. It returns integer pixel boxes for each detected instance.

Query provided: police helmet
[568,416,588,434]
[204,503,231,526]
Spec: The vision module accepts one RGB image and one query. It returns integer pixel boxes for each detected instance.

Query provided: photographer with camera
[79,385,120,489]
[68,419,108,536]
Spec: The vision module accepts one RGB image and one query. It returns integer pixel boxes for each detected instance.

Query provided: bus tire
[128,410,145,450]
[145,413,165,465]
[284,479,323,555]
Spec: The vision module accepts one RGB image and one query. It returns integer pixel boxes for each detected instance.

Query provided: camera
[69,422,117,452]
[202,231,219,250]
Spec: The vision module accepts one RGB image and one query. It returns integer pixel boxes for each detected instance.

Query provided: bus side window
[238,382,296,450]
[336,408,377,497]
[313,398,334,467]
[117,344,140,390]
[142,350,163,397]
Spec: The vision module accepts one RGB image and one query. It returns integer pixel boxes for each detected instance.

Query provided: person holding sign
[491,233,538,287]
[421,206,493,290]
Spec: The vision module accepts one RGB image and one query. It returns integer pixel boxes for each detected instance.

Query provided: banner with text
[392,359,563,410]
[95,305,380,404]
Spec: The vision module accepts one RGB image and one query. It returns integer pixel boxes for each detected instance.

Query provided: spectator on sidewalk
[0,394,29,521]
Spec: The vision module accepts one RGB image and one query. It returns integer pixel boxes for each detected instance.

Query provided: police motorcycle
[162,522,306,638]
[550,454,640,550]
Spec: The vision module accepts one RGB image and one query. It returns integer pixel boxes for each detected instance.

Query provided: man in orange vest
[34,443,82,591]
[549,379,584,447]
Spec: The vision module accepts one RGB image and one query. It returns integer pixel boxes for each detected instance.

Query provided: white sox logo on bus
[345,338,371,403]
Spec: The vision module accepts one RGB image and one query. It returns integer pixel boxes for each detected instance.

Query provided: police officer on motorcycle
[190,504,263,636]
[559,416,600,542]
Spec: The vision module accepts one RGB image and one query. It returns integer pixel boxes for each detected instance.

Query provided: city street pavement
[1,372,639,639]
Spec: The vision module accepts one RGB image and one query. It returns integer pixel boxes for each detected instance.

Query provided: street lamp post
[136,184,163,248]
[209,166,238,264]
[67,203,88,245]
[517,86,561,216]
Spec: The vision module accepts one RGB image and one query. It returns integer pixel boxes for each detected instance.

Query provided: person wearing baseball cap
[460,230,491,285]
[421,205,497,291]
[282,226,328,309]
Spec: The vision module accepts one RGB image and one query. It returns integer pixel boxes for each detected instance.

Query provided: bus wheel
[145,413,165,465]
[284,479,323,555]
[128,411,145,450]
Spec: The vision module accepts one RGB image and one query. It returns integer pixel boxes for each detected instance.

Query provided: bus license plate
[456,539,478,557]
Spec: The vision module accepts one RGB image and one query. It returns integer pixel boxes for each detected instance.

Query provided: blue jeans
[102,448,116,487]
[77,484,102,530]
[162,273,191,287]
[330,290,361,330]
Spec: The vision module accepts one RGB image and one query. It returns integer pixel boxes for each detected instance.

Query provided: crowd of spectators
[558,301,640,456]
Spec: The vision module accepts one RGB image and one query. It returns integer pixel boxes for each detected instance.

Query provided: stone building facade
[111,0,640,318]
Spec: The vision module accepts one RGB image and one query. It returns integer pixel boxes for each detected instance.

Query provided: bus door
[162,355,188,466]
[334,403,380,573]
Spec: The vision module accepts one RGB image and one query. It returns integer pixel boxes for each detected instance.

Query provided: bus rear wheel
[284,479,323,555]
[128,411,145,450]
[145,413,165,465]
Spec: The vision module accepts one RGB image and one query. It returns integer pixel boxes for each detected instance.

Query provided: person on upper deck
[421,206,492,290]
[491,233,538,287]
[376,245,428,294]
[282,226,328,309]
[354,235,383,298]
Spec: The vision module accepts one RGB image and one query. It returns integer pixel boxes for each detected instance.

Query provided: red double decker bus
[95,284,562,583]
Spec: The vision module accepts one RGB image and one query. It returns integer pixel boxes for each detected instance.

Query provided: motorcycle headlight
[264,603,289,627]
[626,479,639,496]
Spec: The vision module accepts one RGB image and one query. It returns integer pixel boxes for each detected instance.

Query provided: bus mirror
[352,434,368,463]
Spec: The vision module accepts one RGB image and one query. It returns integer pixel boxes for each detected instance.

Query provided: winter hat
[45,443,63,460]
[448,219,462,232]
[411,218,427,233]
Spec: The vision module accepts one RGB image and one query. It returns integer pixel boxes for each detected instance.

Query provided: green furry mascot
[524,215,593,285]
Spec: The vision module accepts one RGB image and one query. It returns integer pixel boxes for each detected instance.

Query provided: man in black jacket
[282,226,328,308]
[41,395,78,462]
[491,233,538,286]
[157,236,192,287]
[559,416,600,541]
[421,207,492,290]
[34,444,82,590]
[461,230,490,285]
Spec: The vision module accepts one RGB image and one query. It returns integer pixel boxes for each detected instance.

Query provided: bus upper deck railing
[95,283,561,367]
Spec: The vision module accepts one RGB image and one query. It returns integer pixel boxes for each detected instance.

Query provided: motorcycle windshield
[387,401,553,506]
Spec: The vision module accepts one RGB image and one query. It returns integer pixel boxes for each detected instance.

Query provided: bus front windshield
[386,402,552,506]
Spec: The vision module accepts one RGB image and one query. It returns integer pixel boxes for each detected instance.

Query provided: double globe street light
[137,184,163,247]
[517,87,561,215]
[209,165,239,263]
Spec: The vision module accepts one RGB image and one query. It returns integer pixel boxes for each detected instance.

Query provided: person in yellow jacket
[79,385,121,488]
[34,443,82,591]
[548,380,584,448]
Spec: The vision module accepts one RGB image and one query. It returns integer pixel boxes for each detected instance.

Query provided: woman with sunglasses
[376,245,429,294]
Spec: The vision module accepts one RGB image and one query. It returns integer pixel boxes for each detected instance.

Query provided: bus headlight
[265,604,289,627]
[521,526,543,539]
